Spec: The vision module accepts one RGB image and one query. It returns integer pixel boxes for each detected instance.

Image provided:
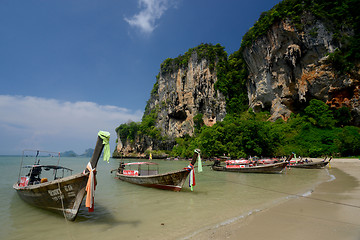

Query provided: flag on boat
[197,151,203,173]
[189,166,195,191]
[98,131,111,162]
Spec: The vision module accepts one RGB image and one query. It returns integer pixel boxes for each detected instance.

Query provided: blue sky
[0,0,281,155]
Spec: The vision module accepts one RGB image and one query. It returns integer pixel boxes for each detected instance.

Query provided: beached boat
[211,155,292,174]
[112,149,200,191]
[13,131,110,221]
[212,161,288,173]
[288,157,332,169]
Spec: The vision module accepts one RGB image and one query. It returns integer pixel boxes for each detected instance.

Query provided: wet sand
[193,158,360,240]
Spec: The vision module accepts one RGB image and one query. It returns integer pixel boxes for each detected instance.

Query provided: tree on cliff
[304,99,336,128]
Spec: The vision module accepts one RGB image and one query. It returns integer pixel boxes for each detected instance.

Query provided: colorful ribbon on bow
[84,162,96,212]
[196,149,202,173]
[185,163,195,191]
[189,167,195,191]
[98,131,111,162]
[184,163,193,172]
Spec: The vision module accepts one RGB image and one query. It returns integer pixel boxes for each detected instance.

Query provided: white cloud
[125,0,177,34]
[0,95,143,155]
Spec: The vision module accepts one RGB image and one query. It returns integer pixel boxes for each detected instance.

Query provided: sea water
[0,156,332,240]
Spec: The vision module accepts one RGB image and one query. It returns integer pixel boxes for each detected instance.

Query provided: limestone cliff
[114,1,360,158]
[243,13,360,124]
[114,44,227,157]
[147,49,227,138]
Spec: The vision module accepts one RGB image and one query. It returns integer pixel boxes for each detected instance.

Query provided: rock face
[147,51,227,139]
[115,49,227,157]
[243,14,360,124]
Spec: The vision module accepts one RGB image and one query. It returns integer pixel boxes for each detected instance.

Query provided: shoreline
[190,158,360,240]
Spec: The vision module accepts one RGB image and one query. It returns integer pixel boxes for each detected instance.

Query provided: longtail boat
[211,155,292,174]
[13,131,110,221]
[112,149,200,191]
[212,161,288,173]
[288,157,332,169]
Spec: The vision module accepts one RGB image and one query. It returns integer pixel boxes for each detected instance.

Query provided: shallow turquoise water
[0,156,332,240]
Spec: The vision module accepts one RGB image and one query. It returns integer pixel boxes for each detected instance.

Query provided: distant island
[61,148,94,157]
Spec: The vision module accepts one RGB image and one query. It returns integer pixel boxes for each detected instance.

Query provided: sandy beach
[193,158,360,240]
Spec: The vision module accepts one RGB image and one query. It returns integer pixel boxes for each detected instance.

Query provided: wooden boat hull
[115,169,190,192]
[212,162,288,174]
[289,161,329,169]
[13,172,88,221]
[13,131,110,221]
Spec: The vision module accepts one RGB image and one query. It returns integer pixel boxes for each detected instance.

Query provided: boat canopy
[124,162,158,166]
[258,159,275,163]
[225,160,250,164]
[22,164,73,171]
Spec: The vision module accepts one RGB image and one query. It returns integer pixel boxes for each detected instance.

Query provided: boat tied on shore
[211,154,293,174]
[13,131,110,221]
[288,156,332,169]
[112,149,201,191]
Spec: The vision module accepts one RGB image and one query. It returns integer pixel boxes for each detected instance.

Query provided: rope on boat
[57,181,67,219]
[57,182,76,240]
[201,172,360,209]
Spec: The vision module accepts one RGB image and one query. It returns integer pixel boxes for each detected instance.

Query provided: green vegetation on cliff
[115,108,163,148]
[172,100,360,158]
[160,43,227,74]
[215,50,249,114]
